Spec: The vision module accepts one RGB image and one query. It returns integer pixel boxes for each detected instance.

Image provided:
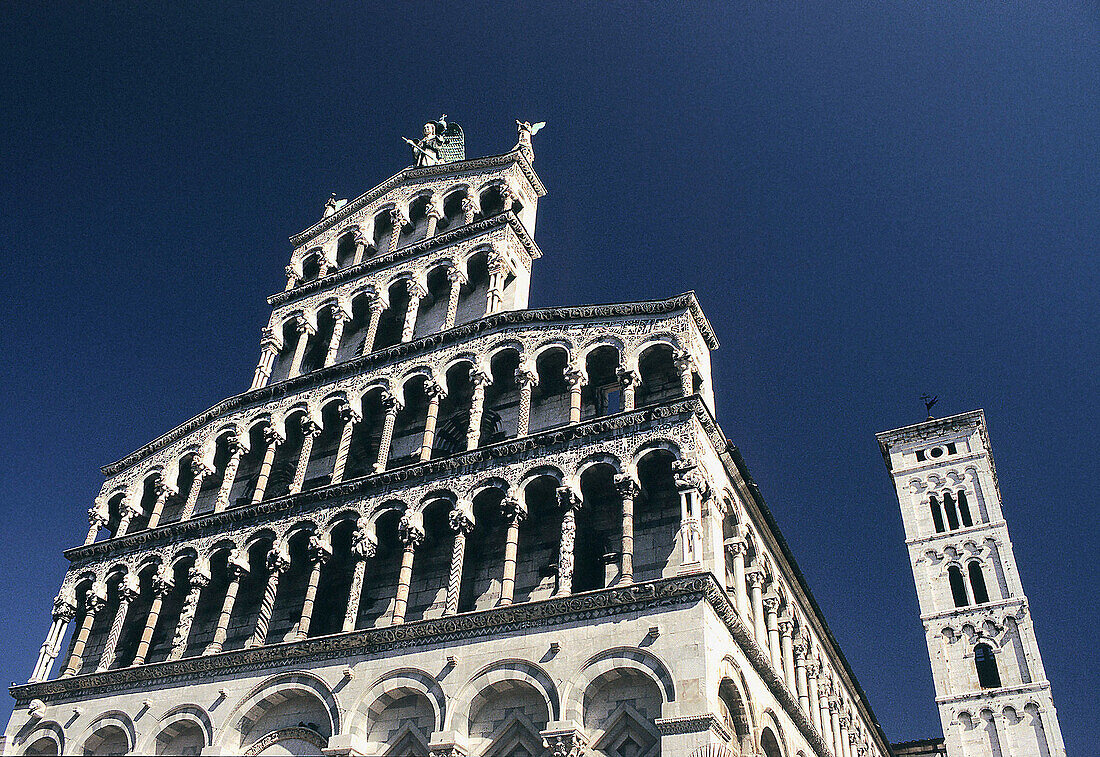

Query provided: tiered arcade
[6,122,892,757]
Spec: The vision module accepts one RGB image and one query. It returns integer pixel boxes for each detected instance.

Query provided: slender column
[84,505,107,545]
[329,404,360,484]
[179,457,214,521]
[818,681,834,753]
[779,616,796,687]
[498,497,528,606]
[746,568,767,644]
[461,193,479,225]
[167,567,210,661]
[727,538,749,619]
[251,329,282,390]
[674,350,695,396]
[247,547,289,647]
[351,231,369,265]
[95,574,139,672]
[617,367,639,411]
[614,474,640,585]
[401,280,426,342]
[485,252,508,316]
[343,521,377,632]
[289,418,321,495]
[443,265,466,330]
[794,640,810,712]
[830,700,842,757]
[250,427,285,504]
[32,594,77,682]
[131,572,173,666]
[323,305,350,367]
[839,714,851,757]
[554,486,583,596]
[388,207,408,252]
[288,314,316,379]
[807,661,822,734]
[204,552,247,655]
[293,535,332,641]
[372,394,402,473]
[360,297,385,355]
[465,369,491,450]
[213,435,244,513]
[419,381,446,462]
[445,500,475,615]
[673,460,705,567]
[116,497,142,537]
[565,368,585,424]
[391,512,425,625]
[764,595,781,673]
[425,197,443,238]
[145,477,175,530]
[515,367,538,436]
[61,582,106,676]
[284,264,299,291]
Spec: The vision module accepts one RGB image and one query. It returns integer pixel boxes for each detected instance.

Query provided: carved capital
[300,417,322,438]
[308,534,332,565]
[52,591,78,622]
[190,456,215,479]
[187,567,210,591]
[84,583,107,614]
[227,548,250,578]
[469,367,492,388]
[405,279,427,300]
[460,194,480,214]
[778,616,794,636]
[445,264,468,285]
[381,391,404,413]
[389,206,409,228]
[501,496,528,525]
[616,367,640,389]
[425,380,447,401]
[449,500,476,535]
[119,573,140,602]
[556,486,582,512]
[352,521,378,560]
[563,367,585,388]
[725,538,748,557]
[293,313,316,335]
[762,594,780,614]
[339,403,362,425]
[613,473,640,499]
[263,425,286,447]
[327,302,349,323]
[745,569,766,589]
[87,506,108,528]
[266,546,290,575]
[399,511,425,547]
[152,571,175,597]
[514,367,538,388]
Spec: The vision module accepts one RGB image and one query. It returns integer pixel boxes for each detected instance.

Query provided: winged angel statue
[516,120,546,162]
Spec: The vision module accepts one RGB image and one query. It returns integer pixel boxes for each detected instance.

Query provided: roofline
[289,148,545,247]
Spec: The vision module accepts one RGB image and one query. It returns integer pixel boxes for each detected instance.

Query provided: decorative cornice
[289,150,545,247]
[654,713,731,741]
[271,213,541,308]
[875,410,988,470]
[100,294,717,476]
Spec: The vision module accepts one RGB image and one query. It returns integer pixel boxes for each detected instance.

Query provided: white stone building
[0,119,1061,756]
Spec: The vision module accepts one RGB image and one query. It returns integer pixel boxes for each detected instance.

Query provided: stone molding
[290,149,545,247]
[243,726,327,756]
[100,294,717,477]
[654,713,731,741]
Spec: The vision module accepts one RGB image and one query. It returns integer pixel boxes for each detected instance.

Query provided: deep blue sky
[1,2,1096,749]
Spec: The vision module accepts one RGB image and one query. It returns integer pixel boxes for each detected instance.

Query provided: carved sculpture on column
[392,511,425,625]
[168,566,210,661]
[248,546,290,648]
[401,279,427,342]
[673,349,695,396]
[460,193,479,225]
[466,368,491,450]
[96,573,139,672]
[445,499,475,615]
[554,486,583,596]
[343,519,378,632]
[213,434,244,513]
[515,120,546,163]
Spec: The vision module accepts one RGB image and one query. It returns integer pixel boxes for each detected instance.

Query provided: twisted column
[359,296,385,355]
[445,500,475,615]
[61,582,106,676]
[618,367,639,411]
[287,313,316,379]
[179,457,214,521]
[293,535,332,640]
[247,547,289,648]
[323,305,350,367]
[213,435,244,513]
[554,486,583,597]
[388,207,408,253]
[250,426,285,504]
[401,280,426,343]
[442,265,466,331]
[131,571,173,666]
[31,593,77,682]
[465,369,491,450]
[746,568,767,644]
[460,193,479,225]
[251,328,282,389]
[84,505,107,545]
[614,474,640,585]
[391,512,424,625]
[289,418,322,495]
[372,393,402,473]
[329,404,360,485]
[498,497,528,606]
[674,350,695,396]
[515,367,538,436]
[95,574,139,672]
[419,381,446,462]
[145,476,176,530]
[565,368,585,424]
[204,552,247,655]
[343,521,377,632]
[167,567,210,661]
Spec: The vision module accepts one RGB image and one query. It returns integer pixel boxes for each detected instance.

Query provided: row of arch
[954,700,1057,757]
[288,179,526,287]
[92,338,696,544]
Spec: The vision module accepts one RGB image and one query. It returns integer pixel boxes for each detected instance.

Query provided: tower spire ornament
[920,393,938,420]
[515,119,546,163]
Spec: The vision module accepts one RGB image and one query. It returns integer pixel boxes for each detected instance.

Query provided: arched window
[929,495,945,533]
[942,492,960,530]
[957,490,974,527]
[968,561,990,604]
[948,565,969,607]
[974,643,1001,688]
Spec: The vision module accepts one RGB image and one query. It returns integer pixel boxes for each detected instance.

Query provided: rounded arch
[632,438,683,466]
[573,452,625,485]
[467,476,512,501]
[138,704,214,754]
[717,656,754,745]
[219,671,340,749]
[15,720,64,756]
[562,647,676,722]
[349,668,446,736]
[758,709,787,757]
[449,659,560,731]
[367,499,409,526]
[519,464,565,492]
[322,507,365,536]
[77,711,135,756]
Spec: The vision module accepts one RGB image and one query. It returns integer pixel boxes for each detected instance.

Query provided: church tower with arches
[877,410,1066,757]
[5,119,895,757]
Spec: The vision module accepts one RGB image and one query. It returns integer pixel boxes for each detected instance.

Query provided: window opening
[968,561,990,604]
[975,643,1001,688]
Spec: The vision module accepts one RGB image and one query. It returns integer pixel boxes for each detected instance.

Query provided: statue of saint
[404,120,447,167]
[515,120,546,162]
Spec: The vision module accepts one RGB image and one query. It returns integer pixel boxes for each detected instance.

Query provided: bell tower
[877,410,1066,757]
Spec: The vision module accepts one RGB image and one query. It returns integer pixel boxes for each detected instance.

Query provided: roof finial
[920,394,938,421]
[515,120,546,163]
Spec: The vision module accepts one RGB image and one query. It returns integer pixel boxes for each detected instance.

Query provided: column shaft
[323,311,347,367]
[248,556,286,647]
[145,486,172,530]
[445,529,468,615]
[498,502,525,606]
[443,271,463,329]
[419,389,443,462]
[289,423,320,494]
[95,588,135,672]
[204,572,242,655]
[250,433,282,504]
[373,401,400,473]
[167,572,208,661]
[213,446,244,513]
[294,556,327,640]
[343,558,368,632]
[391,543,417,625]
[615,475,638,585]
[62,601,101,677]
[360,301,384,355]
[288,324,312,378]
[401,289,423,342]
[330,410,358,484]
[466,377,487,450]
[131,588,168,666]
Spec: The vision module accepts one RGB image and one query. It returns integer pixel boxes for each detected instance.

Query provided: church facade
[0,120,1060,757]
